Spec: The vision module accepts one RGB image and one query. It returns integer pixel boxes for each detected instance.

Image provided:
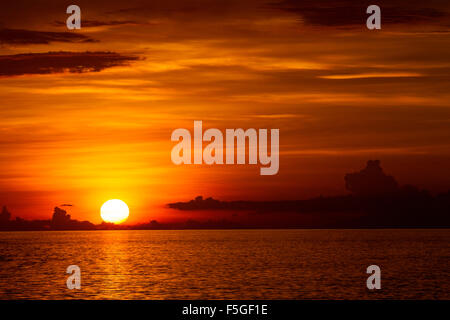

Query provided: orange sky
[0,0,450,223]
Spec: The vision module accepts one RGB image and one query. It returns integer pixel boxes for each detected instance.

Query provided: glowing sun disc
[100,199,129,224]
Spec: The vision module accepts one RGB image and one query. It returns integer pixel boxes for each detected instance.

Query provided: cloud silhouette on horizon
[0,51,139,77]
[345,160,399,195]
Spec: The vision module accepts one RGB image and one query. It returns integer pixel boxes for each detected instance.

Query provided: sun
[100,199,129,224]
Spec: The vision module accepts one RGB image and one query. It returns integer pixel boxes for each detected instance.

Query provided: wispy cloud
[53,20,139,28]
[0,28,97,45]
[275,0,450,28]
[319,72,423,79]
[0,51,139,77]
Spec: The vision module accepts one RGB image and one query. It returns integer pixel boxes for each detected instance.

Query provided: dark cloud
[166,162,450,228]
[53,20,138,28]
[275,0,450,27]
[345,160,399,195]
[0,28,97,45]
[51,207,94,230]
[167,195,358,213]
[0,51,139,77]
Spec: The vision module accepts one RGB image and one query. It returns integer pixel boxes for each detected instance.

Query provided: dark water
[0,229,448,299]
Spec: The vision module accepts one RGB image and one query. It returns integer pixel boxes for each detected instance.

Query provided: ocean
[0,229,448,299]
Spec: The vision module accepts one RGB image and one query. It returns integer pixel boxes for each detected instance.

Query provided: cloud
[0,28,97,45]
[318,72,423,79]
[275,0,450,27]
[345,160,399,195]
[166,195,346,213]
[0,51,139,77]
[53,20,139,28]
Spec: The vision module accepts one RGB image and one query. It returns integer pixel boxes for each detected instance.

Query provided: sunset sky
[1,0,450,224]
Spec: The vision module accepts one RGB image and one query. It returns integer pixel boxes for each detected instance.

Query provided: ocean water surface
[0,229,449,299]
